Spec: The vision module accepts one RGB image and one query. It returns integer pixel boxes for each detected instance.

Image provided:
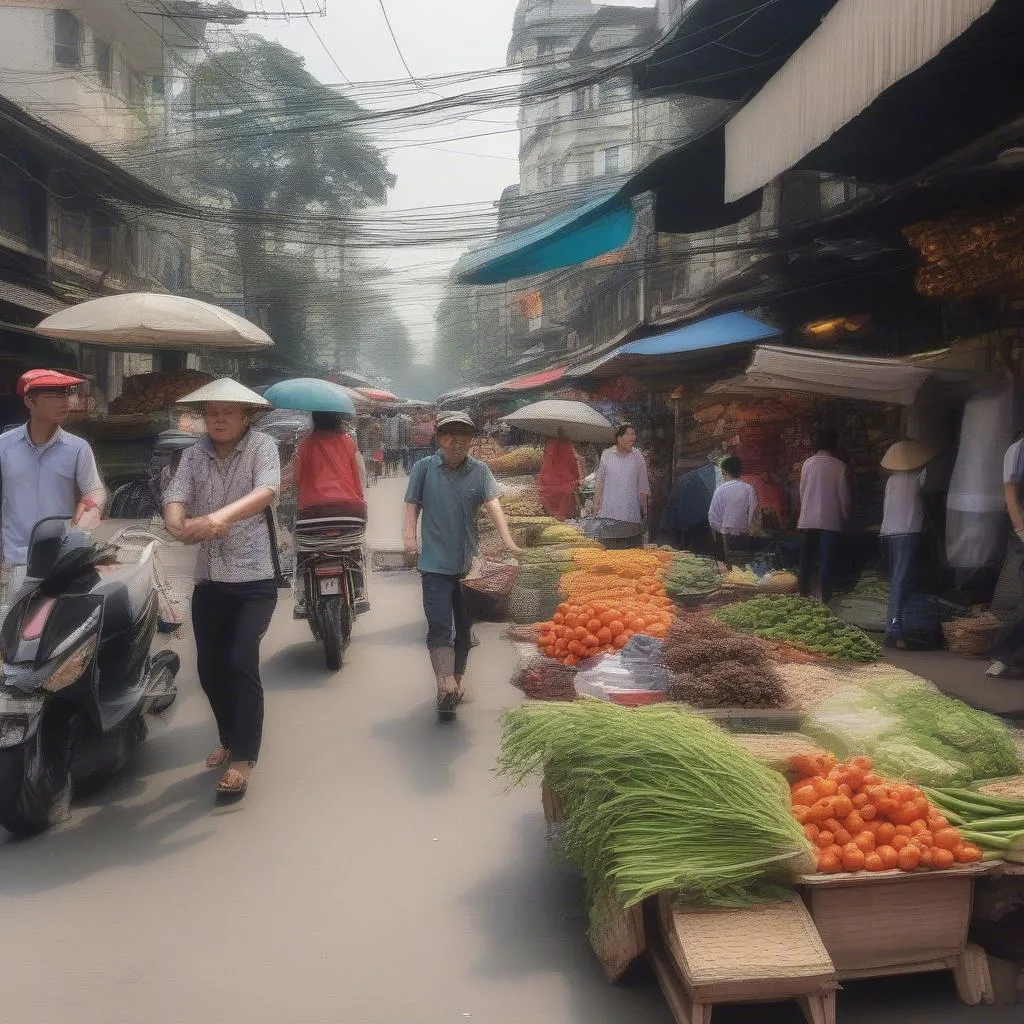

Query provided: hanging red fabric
[537,437,580,520]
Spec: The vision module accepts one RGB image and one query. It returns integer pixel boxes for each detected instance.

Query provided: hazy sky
[257,0,655,362]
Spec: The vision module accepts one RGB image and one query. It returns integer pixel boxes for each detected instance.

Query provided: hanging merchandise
[946,380,1016,569]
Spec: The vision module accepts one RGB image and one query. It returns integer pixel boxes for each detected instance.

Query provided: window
[599,78,629,106]
[91,211,114,270]
[571,87,595,115]
[56,205,88,261]
[54,10,82,67]
[604,146,620,175]
[128,70,146,108]
[552,163,565,185]
[94,37,111,87]
[537,37,568,57]
[578,152,594,181]
[0,164,30,244]
[152,75,165,97]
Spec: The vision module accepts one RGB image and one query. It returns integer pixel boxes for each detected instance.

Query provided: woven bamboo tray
[942,613,1001,656]
[648,893,837,1024]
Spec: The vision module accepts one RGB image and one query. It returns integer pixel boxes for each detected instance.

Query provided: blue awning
[568,312,781,378]
[453,192,635,286]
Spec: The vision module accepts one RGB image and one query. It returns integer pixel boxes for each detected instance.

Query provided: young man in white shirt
[708,456,760,564]
[798,427,849,603]
[988,434,1024,676]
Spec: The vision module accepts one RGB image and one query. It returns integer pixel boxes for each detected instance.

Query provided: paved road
[0,477,1017,1023]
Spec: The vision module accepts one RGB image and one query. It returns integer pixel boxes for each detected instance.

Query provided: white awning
[724,346,938,405]
[724,0,997,202]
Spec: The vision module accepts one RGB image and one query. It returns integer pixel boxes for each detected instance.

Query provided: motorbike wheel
[0,709,78,837]
[319,594,352,672]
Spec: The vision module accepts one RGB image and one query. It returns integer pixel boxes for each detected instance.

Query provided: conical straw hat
[176,377,270,409]
[881,440,937,471]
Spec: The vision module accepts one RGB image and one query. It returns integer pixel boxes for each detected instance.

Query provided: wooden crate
[795,864,998,1003]
[647,894,838,1024]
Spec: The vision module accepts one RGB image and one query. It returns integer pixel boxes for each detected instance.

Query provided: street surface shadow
[0,771,214,894]
[370,701,472,795]
[356,619,425,648]
[261,641,338,688]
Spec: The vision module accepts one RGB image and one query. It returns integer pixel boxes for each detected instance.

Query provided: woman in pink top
[797,427,849,603]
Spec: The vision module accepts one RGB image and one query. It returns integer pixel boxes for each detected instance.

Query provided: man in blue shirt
[0,369,106,609]
[404,411,519,715]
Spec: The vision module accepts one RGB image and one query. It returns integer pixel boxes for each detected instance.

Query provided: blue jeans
[799,529,840,603]
[421,572,472,678]
[886,533,920,639]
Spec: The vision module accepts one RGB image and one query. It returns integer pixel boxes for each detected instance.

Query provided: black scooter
[0,518,179,835]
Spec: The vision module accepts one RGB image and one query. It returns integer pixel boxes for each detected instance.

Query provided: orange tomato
[808,799,835,824]
[564,654,578,666]
[927,813,950,831]
[891,835,911,851]
[608,620,625,636]
[844,811,865,835]
[843,768,866,791]
[833,828,853,847]
[897,845,921,871]
[851,793,870,810]
[918,846,934,867]
[815,778,839,799]
[850,756,874,772]
[957,844,983,864]
[822,817,844,834]
[931,848,955,870]
[859,803,877,821]
[912,830,935,849]
[596,627,612,644]
[612,633,629,649]
[803,823,820,843]
[910,819,930,835]
[853,832,876,854]
[815,830,835,849]
[863,852,885,872]
[831,795,853,819]
[932,828,960,850]
[567,640,583,656]
[875,822,897,845]
[895,824,914,837]
[841,847,866,872]
[877,845,899,870]
[816,851,842,874]
[791,806,811,824]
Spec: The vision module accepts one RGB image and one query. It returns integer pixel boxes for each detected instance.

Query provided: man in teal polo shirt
[404,411,520,716]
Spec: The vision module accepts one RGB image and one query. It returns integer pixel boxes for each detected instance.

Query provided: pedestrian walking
[403,411,520,716]
[536,427,580,521]
[161,379,281,800]
[987,432,1024,677]
[797,427,849,604]
[708,455,760,565]
[0,369,106,612]
[880,440,935,649]
[593,423,650,549]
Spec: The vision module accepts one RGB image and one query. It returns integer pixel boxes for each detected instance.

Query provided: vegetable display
[662,553,720,599]
[923,787,1024,864]
[486,445,545,475]
[714,596,881,662]
[497,700,814,920]
[661,615,787,709]
[789,754,983,873]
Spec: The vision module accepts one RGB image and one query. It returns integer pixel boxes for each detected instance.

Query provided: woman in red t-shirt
[295,412,367,521]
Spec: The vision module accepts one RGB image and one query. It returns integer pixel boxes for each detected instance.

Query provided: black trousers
[799,529,840,604]
[191,580,278,764]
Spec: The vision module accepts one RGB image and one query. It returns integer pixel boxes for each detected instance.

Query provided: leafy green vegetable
[497,700,813,923]
[713,596,881,662]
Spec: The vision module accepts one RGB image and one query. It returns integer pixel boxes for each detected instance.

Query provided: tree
[182,35,396,365]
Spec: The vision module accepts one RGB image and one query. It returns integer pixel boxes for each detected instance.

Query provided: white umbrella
[34,292,273,351]
[501,399,614,444]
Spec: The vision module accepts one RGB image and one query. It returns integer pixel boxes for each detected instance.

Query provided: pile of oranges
[536,598,675,666]
[788,753,983,874]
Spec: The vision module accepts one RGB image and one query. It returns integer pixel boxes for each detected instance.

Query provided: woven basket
[370,549,417,571]
[942,613,1002,655]
[464,559,518,596]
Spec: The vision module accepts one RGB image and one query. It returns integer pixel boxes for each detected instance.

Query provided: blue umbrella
[263,378,357,416]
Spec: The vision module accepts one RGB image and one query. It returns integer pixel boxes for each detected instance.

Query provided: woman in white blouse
[594,424,650,549]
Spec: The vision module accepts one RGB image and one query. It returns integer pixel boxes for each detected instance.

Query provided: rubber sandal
[216,768,249,798]
[205,747,231,769]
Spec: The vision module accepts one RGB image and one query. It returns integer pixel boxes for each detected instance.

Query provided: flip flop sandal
[205,748,231,769]
[216,769,249,798]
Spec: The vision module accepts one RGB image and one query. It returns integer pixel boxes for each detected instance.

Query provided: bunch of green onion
[497,700,813,922]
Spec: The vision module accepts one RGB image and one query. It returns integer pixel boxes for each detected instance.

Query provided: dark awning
[632,0,839,100]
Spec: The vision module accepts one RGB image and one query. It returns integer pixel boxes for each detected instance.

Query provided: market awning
[712,346,950,406]
[725,0,1000,202]
[632,0,840,100]
[568,312,781,379]
[501,366,566,392]
[0,281,67,317]
[453,192,635,286]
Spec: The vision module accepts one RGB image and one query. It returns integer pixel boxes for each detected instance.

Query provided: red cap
[17,368,83,396]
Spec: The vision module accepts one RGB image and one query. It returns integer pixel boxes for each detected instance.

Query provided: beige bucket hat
[881,440,937,472]
[176,377,270,409]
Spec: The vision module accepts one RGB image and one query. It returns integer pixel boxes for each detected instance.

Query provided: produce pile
[469,436,504,463]
[109,370,213,414]
[499,491,546,517]
[803,676,1022,786]
[662,615,788,709]
[498,700,814,920]
[486,445,545,476]
[662,552,720,600]
[536,523,598,547]
[721,567,799,593]
[714,596,881,662]
[926,787,1024,864]
[789,753,983,874]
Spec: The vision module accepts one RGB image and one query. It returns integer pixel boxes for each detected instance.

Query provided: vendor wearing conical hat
[161,378,279,801]
[880,440,937,649]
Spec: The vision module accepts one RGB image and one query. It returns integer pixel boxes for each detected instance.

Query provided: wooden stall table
[794,863,999,1005]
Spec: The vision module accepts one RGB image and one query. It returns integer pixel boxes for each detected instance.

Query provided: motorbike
[292,515,369,671]
[0,517,179,835]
